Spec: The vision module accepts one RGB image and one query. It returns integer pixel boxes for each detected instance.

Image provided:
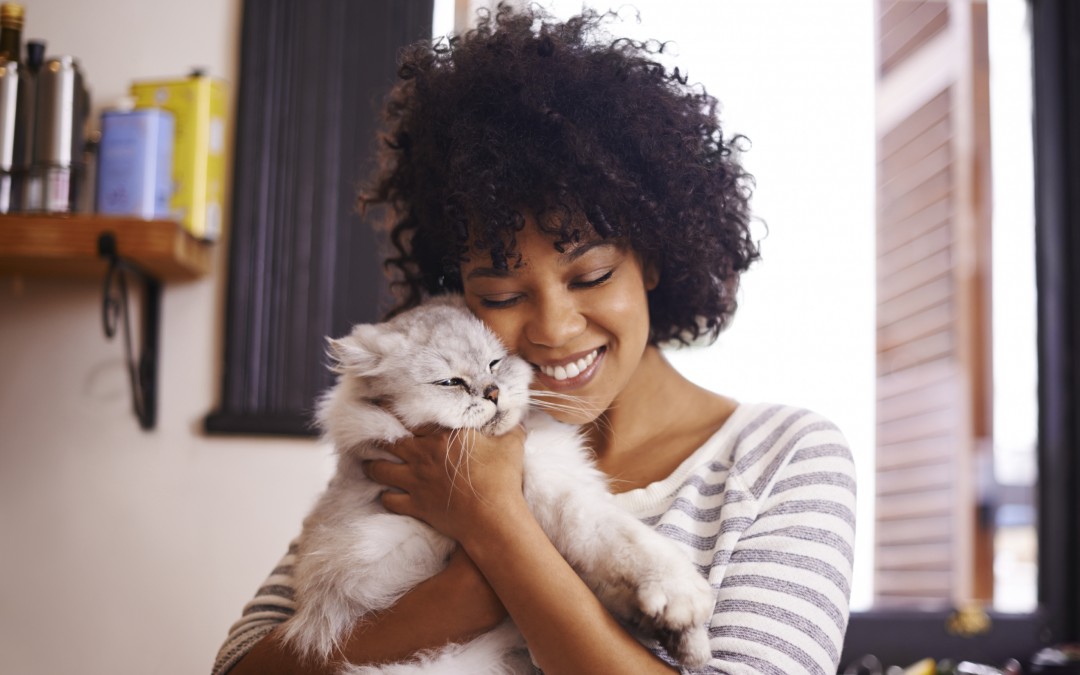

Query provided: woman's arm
[462,498,682,674]
[369,427,682,675]
[226,548,507,675]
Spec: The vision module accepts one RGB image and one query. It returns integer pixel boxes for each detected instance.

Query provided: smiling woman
[215,4,857,675]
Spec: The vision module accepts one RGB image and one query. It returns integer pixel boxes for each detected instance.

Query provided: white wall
[0,2,336,674]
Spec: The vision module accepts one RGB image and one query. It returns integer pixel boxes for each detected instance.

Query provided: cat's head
[326,295,532,435]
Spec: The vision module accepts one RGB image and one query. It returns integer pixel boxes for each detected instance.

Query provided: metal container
[0,57,31,210]
[0,58,20,211]
[31,55,89,212]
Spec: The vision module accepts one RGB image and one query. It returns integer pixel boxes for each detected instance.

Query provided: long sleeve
[211,541,299,675]
[616,403,857,674]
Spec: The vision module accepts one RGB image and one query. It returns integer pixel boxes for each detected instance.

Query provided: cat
[281,294,714,674]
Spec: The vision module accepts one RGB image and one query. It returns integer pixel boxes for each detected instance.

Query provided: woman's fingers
[364,458,411,490]
[365,460,421,517]
[410,423,444,437]
[362,425,529,538]
[379,490,416,517]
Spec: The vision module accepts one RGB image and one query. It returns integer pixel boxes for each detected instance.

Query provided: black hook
[98,232,161,430]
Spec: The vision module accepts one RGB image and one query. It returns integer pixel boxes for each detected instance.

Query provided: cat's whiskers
[444,427,467,494]
[528,390,617,437]
[529,390,613,416]
[442,427,486,507]
[462,428,481,499]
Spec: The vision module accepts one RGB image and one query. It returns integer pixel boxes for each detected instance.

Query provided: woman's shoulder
[638,401,852,497]
[717,401,854,474]
[717,401,856,502]
[720,401,848,442]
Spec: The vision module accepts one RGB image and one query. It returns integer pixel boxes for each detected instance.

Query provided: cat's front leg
[590,518,715,667]
[523,454,713,667]
[563,500,713,666]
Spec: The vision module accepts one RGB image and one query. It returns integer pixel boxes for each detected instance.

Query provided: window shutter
[873,0,994,607]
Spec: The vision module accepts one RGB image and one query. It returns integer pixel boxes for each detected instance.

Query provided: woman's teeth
[539,349,599,381]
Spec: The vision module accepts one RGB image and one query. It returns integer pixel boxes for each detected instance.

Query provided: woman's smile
[532,346,607,391]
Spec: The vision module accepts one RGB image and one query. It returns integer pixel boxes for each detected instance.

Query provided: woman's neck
[585,346,737,491]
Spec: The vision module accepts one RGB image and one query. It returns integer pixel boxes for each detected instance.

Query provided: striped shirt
[615,403,856,674]
[212,403,856,675]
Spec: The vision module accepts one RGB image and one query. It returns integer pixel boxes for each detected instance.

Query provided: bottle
[25,39,43,72]
[0,3,23,63]
[0,3,23,211]
[13,38,42,204]
[33,56,90,213]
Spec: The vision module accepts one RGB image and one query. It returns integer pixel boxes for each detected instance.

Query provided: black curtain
[206,0,434,436]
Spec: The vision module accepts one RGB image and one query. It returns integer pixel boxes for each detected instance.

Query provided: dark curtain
[206,0,434,436]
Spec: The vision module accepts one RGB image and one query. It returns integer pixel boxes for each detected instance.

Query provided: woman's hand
[363,424,680,675]
[364,424,528,544]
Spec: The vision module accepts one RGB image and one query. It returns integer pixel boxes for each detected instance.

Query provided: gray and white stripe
[615,403,856,675]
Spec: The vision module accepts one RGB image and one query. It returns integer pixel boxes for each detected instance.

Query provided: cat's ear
[326,324,395,375]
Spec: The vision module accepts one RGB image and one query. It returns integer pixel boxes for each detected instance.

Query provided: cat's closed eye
[489,359,502,372]
[434,377,467,387]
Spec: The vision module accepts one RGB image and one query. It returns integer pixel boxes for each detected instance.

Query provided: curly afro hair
[362,3,760,346]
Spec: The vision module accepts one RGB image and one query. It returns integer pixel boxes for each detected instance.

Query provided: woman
[214,6,856,674]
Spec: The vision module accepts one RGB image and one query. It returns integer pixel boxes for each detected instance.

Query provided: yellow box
[130,74,227,241]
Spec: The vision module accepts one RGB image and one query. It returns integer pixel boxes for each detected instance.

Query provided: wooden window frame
[841,0,1080,666]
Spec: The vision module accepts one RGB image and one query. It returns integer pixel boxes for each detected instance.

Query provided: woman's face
[460,219,658,425]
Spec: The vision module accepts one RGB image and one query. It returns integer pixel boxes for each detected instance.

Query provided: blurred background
[0,0,1040,672]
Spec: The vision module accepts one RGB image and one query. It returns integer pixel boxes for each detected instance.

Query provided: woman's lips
[532,347,606,390]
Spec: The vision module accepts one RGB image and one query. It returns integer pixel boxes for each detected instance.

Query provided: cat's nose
[483,384,500,404]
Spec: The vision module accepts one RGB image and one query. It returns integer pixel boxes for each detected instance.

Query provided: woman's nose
[525,294,586,347]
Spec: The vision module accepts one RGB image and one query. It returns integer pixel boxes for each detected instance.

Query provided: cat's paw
[635,572,714,667]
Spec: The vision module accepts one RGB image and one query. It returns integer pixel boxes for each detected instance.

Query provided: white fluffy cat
[281,295,714,674]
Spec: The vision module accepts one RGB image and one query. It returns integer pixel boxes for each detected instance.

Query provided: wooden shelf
[0,214,212,281]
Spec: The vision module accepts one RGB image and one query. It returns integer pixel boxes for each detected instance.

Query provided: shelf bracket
[97,232,162,430]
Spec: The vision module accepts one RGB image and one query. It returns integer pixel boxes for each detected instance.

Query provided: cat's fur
[282,295,714,674]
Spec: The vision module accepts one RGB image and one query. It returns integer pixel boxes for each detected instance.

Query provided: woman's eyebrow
[465,267,512,280]
[464,241,618,280]
[561,240,617,264]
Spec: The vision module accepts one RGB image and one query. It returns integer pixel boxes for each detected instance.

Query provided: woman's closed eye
[479,293,523,309]
[478,269,616,308]
[571,268,614,289]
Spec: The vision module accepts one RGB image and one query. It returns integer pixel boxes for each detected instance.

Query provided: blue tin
[95,108,174,219]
